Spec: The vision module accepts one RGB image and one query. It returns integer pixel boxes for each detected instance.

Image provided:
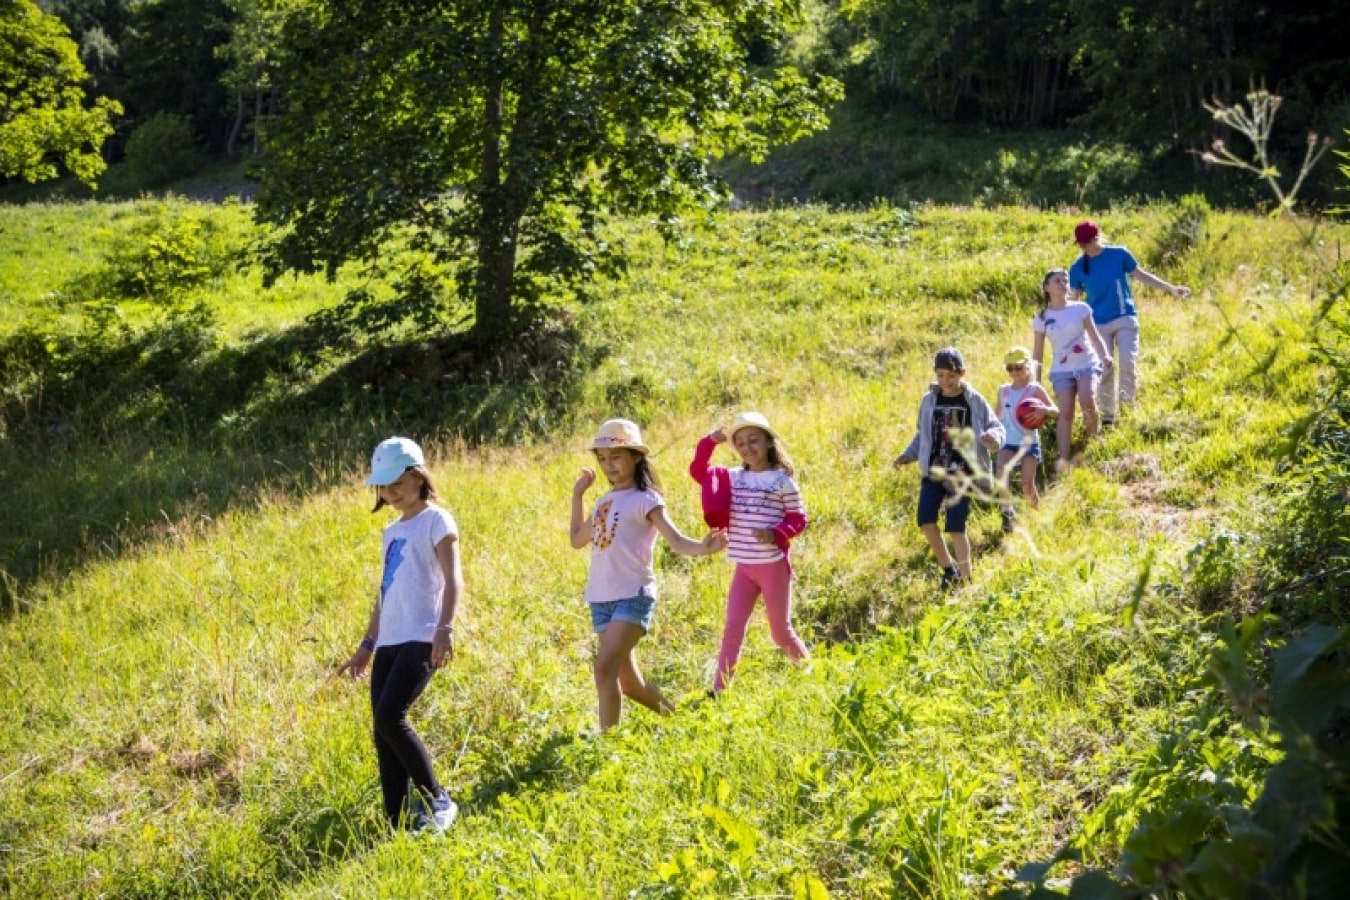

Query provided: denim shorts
[1049,366,1101,394]
[916,477,970,533]
[1002,443,1043,462]
[589,593,656,633]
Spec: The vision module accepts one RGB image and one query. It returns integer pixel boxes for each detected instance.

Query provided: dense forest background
[16,0,1350,206]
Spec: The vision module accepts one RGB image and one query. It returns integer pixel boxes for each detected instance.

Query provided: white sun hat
[729,411,778,443]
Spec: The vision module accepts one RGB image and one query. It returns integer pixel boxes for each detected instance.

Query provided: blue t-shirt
[1069,245,1138,325]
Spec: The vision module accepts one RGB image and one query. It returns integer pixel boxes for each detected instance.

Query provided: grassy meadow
[0,197,1340,897]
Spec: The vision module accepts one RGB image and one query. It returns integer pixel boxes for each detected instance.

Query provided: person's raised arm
[649,506,727,557]
[569,469,596,549]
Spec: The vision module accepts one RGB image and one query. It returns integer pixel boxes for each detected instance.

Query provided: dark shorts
[1003,443,1043,463]
[916,477,970,533]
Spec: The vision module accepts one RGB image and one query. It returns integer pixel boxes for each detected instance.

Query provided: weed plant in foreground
[0,201,1341,897]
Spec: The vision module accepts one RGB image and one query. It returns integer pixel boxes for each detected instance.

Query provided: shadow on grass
[0,311,603,614]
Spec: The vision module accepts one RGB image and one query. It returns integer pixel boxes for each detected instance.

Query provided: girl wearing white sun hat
[690,411,809,694]
[570,419,728,730]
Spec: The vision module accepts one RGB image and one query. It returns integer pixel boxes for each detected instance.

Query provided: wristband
[359,637,376,653]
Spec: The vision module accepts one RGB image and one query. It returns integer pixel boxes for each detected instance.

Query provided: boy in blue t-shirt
[1068,220,1193,427]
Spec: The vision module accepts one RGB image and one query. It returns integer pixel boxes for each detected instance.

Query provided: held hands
[752,527,777,546]
[574,468,597,496]
[1172,285,1192,299]
[1103,356,1114,370]
[892,454,913,469]
[702,528,729,554]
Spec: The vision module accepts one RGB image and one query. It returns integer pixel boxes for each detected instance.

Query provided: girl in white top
[996,346,1054,531]
[569,419,727,731]
[337,437,461,834]
[1032,268,1113,467]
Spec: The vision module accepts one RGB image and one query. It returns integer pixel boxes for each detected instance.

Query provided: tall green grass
[0,198,1339,896]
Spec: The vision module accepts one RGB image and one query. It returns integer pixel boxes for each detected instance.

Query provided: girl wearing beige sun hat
[569,418,727,730]
[689,411,809,694]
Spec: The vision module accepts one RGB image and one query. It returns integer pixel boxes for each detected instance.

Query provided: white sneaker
[413,794,458,834]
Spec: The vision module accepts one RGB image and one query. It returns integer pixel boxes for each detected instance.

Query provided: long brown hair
[371,465,439,512]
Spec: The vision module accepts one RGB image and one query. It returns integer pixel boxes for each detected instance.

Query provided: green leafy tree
[256,0,842,344]
[0,0,120,185]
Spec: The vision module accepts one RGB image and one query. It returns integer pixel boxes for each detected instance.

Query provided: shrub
[120,112,205,192]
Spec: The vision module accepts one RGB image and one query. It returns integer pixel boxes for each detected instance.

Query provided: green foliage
[70,201,244,302]
[115,111,207,192]
[0,0,120,186]
[256,0,842,344]
[0,196,1344,895]
[1149,193,1212,269]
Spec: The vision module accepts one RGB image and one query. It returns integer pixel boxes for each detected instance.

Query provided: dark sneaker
[939,566,964,590]
[1101,416,1116,430]
[1000,509,1016,533]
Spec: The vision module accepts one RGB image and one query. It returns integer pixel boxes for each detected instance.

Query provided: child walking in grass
[893,348,1004,588]
[570,419,727,730]
[996,346,1053,532]
[1033,268,1113,469]
[337,436,461,835]
[689,412,809,694]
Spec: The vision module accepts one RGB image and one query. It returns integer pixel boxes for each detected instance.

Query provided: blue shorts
[916,477,969,533]
[1049,366,1101,394]
[589,594,656,633]
[1002,443,1042,462]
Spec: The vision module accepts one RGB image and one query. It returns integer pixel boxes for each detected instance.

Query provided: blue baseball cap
[367,436,425,486]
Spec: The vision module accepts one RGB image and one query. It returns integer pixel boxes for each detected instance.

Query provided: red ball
[1015,397,1052,430]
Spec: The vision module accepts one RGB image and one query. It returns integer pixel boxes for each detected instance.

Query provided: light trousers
[1095,315,1140,418]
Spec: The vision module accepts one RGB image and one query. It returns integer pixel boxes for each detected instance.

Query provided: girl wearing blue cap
[337,436,461,834]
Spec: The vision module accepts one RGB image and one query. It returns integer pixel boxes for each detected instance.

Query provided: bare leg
[1055,384,1077,465]
[1079,377,1100,440]
[995,447,1017,512]
[618,647,674,716]
[949,532,972,578]
[594,621,649,730]
[1021,460,1040,508]
[920,523,954,569]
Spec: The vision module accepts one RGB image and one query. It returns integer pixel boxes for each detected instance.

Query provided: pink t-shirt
[583,487,664,604]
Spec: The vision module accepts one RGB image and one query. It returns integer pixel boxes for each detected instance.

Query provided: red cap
[1074,220,1100,245]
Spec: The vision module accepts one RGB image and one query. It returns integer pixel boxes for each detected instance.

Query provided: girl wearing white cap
[337,436,461,834]
[689,412,810,693]
[570,419,727,730]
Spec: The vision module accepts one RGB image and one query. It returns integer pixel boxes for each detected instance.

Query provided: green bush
[119,112,206,192]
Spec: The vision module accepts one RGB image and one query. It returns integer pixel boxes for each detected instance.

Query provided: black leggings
[369,641,442,826]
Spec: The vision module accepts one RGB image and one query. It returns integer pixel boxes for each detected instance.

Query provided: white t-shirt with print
[584,488,664,604]
[376,505,457,647]
[1033,301,1100,374]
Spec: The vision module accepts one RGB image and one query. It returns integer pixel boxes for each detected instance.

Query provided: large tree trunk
[471,5,517,345]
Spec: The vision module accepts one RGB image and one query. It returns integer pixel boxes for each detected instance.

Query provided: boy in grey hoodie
[893,347,1005,588]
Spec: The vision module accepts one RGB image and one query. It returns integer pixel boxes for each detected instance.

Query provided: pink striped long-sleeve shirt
[689,435,807,564]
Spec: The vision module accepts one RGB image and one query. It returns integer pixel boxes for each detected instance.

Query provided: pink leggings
[714,559,808,691]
